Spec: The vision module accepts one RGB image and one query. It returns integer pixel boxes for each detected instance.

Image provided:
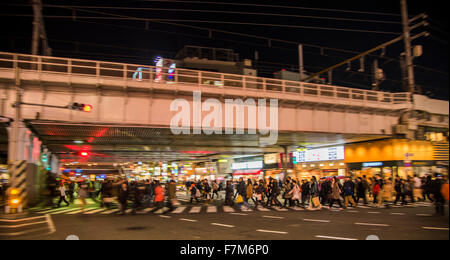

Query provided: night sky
[1,0,448,100]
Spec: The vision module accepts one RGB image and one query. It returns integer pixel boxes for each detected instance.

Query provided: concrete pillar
[7,122,42,207]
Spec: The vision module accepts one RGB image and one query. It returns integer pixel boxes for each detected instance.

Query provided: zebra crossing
[31,199,434,216]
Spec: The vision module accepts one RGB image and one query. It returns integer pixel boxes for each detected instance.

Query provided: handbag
[235,195,243,204]
[312,196,321,207]
[195,189,201,198]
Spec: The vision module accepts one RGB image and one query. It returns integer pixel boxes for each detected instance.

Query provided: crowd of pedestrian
[42,172,449,216]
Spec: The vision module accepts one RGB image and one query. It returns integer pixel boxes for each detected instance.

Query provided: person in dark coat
[320,179,332,205]
[301,179,310,208]
[343,177,357,208]
[118,183,129,215]
[267,179,282,208]
[224,180,234,206]
[431,174,445,216]
[356,177,367,205]
[236,178,246,198]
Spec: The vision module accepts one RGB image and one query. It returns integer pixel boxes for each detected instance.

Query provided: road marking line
[0,227,50,237]
[422,227,449,231]
[207,206,217,213]
[101,209,119,214]
[125,209,133,214]
[256,229,288,235]
[355,223,390,227]
[45,214,56,234]
[153,208,167,214]
[211,223,235,228]
[50,208,82,214]
[230,213,248,216]
[159,215,172,219]
[0,221,48,228]
[263,215,284,219]
[83,208,107,214]
[223,206,235,213]
[292,207,305,211]
[390,213,406,215]
[38,207,71,214]
[416,214,432,217]
[273,207,289,211]
[347,210,359,213]
[316,235,358,240]
[172,206,186,214]
[189,206,202,213]
[139,208,154,213]
[0,216,46,222]
[303,219,331,223]
[256,206,271,212]
[357,206,370,209]
[180,218,198,222]
[240,206,253,212]
[368,212,381,214]
[66,209,85,215]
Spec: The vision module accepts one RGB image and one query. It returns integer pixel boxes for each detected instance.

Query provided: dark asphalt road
[4,203,448,240]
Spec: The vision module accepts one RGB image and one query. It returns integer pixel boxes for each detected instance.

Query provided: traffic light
[79,151,90,158]
[70,102,93,112]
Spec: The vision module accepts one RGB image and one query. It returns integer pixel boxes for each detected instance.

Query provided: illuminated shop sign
[294,146,345,163]
[264,154,278,164]
[232,161,263,170]
[362,162,383,167]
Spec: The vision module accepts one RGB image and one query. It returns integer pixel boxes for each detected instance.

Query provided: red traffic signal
[83,105,93,112]
[70,102,93,112]
[79,151,90,158]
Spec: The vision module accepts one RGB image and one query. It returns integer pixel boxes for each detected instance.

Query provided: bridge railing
[0,52,412,105]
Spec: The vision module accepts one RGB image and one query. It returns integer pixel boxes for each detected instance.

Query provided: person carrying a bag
[189,183,200,204]
[308,176,322,210]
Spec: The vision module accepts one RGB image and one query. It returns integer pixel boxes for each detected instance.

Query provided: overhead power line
[136,0,403,17]
[2,13,401,35]
[35,4,401,25]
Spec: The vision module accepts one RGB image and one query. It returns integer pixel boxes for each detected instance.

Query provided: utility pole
[401,0,415,94]
[298,44,304,81]
[31,0,51,56]
[372,59,379,91]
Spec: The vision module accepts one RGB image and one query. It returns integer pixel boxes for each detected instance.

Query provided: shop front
[231,160,264,181]
[293,145,347,179]
[345,139,445,179]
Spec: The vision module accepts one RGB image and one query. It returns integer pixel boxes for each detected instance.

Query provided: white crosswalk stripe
[83,208,107,214]
[38,207,69,214]
[50,208,84,214]
[256,206,270,212]
[273,207,288,212]
[140,207,154,213]
[223,206,235,213]
[292,206,305,211]
[240,206,253,212]
[66,209,86,215]
[172,206,187,214]
[189,206,202,213]
[101,209,119,214]
[207,206,217,213]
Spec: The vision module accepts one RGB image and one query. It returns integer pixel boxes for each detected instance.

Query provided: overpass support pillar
[7,121,42,208]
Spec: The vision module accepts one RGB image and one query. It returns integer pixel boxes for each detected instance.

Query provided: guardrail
[0,52,412,105]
